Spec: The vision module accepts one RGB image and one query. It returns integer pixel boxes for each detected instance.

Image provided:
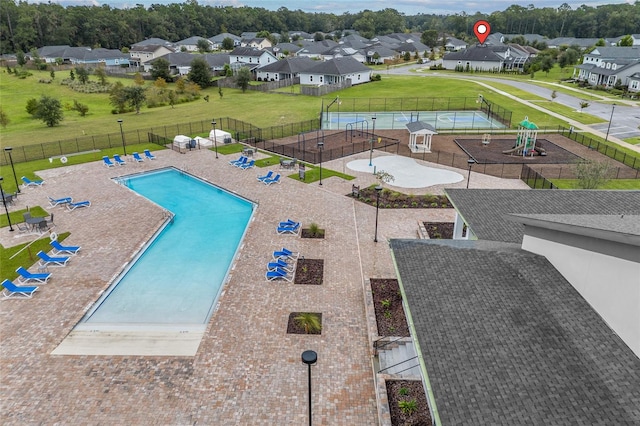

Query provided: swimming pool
[80,168,255,327]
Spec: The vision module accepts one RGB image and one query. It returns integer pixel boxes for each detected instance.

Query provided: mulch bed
[300,229,325,238]
[351,188,452,209]
[294,259,324,285]
[386,380,432,426]
[370,278,410,337]
[286,312,322,335]
[423,222,454,239]
[455,138,582,164]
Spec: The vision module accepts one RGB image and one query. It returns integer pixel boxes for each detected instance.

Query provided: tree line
[1,0,640,55]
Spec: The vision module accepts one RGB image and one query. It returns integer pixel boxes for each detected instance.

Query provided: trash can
[298,163,306,181]
[189,139,197,149]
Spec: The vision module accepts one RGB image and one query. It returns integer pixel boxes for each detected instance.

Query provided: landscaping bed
[386,380,431,426]
[423,222,454,239]
[371,278,409,337]
[350,188,452,209]
[294,259,324,285]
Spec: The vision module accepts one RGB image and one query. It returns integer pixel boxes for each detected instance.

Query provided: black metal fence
[521,165,557,189]
[557,125,640,170]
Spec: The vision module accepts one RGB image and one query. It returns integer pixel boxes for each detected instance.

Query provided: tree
[540,56,555,75]
[50,69,55,80]
[235,66,251,92]
[124,86,146,114]
[551,90,557,102]
[133,72,145,86]
[221,37,234,51]
[421,29,438,50]
[94,67,108,85]
[618,35,633,46]
[403,51,411,61]
[150,58,172,82]
[595,38,606,47]
[313,32,324,41]
[188,57,212,88]
[16,51,26,67]
[75,67,89,84]
[72,100,89,116]
[26,98,39,116]
[223,63,233,77]
[579,100,590,112]
[69,69,75,81]
[109,81,128,113]
[575,160,613,189]
[196,38,211,53]
[0,107,10,128]
[34,95,63,127]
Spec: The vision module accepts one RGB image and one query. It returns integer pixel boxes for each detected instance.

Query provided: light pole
[301,350,317,426]
[317,140,324,186]
[374,184,382,242]
[211,120,219,159]
[477,94,492,133]
[605,103,616,142]
[325,96,340,129]
[466,158,475,189]
[0,177,14,232]
[117,119,127,156]
[369,116,377,166]
[4,147,20,193]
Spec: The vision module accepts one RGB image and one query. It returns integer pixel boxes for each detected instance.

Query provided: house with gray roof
[363,45,397,64]
[35,46,129,67]
[175,36,213,53]
[298,56,371,86]
[443,36,468,51]
[628,72,640,93]
[255,56,315,81]
[548,37,607,49]
[229,47,277,69]
[147,52,229,75]
[209,33,242,50]
[131,38,174,49]
[443,44,530,72]
[574,46,640,88]
[129,44,174,66]
[387,189,640,423]
[296,40,339,59]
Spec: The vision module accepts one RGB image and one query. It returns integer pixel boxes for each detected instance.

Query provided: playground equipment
[503,117,546,156]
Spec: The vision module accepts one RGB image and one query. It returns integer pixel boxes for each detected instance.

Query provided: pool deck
[0,148,528,424]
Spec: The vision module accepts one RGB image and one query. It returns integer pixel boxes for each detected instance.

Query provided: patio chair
[132,152,145,163]
[279,219,299,228]
[239,159,255,170]
[16,266,51,284]
[267,258,294,273]
[21,176,44,187]
[1,279,38,300]
[1,192,16,205]
[67,200,91,211]
[257,171,274,182]
[265,266,294,282]
[48,196,72,207]
[15,222,30,233]
[262,174,281,186]
[103,156,115,167]
[144,149,157,160]
[37,250,70,267]
[230,156,248,167]
[277,222,300,235]
[50,239,80,255]
[273,247,299,261]
[113,154,126,166]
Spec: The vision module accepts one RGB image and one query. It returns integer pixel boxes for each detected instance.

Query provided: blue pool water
[82,168,254,325]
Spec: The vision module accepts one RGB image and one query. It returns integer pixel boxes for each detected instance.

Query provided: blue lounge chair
[144,149,157,160]
[262,174,281,186]
[277,222,300,235]
[1,279,38,299]
[37,251,70,267]
[113,154,126,165]
[21,176,44,187]
[230,156,248,167]
[273,247,299,261]
[67,200,91,211]
[50,240,80,255]
[239,159,255,170]
[265,266,294,282]
[132,152,145,162]
[257,171,274,182]
[279,219,298,227]
[16,266,51,284]
[48,196,72,207]
[267,258,294,273]
[103,156,115,167]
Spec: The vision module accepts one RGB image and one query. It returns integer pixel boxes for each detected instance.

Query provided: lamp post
[605,103,616,142]
[0,177,14,232]
[477,94,492,133]
[369,116,377,166]
[317,140,324,186]
[211,120,219,159]
[374,184,382,242]
[466,158,475,189]
[4,147,20,193]
[301,350,317,426]
[117,119,127,156]
[325,96,340,129]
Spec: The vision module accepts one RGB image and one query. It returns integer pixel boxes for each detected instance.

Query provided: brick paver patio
[0,147,528,424]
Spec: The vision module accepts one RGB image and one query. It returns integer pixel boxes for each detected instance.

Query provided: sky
[41,0,634,16]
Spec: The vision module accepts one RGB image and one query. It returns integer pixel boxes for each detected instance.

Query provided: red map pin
[473,20,491,44]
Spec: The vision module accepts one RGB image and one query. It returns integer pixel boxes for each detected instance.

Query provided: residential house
[548,37,607,49]
[209,33,242,50]
[574,46,640,88]
[255,56,316,81]
[270,42,304,59]
[363,45,397,64]
[244,37,272,50]
[229,47,277,71]
[628,72,640,93]
[297,56,371,86]
[388,189,640,424]
[443,36,468,51]
[131,38,174,49]
[129,44,174,67]
[296,40,339,59]
[35,46,129,67]
[175,36,213,52]
[289,31,314,42]
[442,44,530,72]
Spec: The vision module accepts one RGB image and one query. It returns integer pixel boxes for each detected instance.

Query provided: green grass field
[550,179,640,189]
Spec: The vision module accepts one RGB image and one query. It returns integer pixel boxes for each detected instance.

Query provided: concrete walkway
[0,148,528,424]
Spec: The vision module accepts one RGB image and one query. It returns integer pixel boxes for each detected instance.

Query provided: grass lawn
[550,179,640,189]
[0,231,70,283]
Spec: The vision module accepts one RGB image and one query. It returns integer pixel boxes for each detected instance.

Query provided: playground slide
[502,144,525,154]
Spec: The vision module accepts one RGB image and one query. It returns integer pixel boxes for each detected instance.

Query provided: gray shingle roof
[257,56,316,73]
[444,189,640,243]
[390,238,640,425]
[303,56,371,75]
[443,45,506,62]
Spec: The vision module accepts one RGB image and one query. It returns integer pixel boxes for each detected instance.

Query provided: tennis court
[323,111,506,131]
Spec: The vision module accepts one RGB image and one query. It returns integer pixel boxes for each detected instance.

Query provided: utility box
[298,163,306,181]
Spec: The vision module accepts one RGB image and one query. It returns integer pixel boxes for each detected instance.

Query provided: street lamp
[117,119,127,156]
[4,147,20,193]
[477,94,492,133]
[369,116,377,166]
[466,158,476,189]
[324,96,340,129]
[211,120,219,159]
[0,177,14,232]
[605,103,616,142]
[317,140,324,186]
[301,350,317,426]
[374,184,382,242]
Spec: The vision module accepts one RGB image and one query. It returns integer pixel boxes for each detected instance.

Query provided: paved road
[384,64,640,151]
